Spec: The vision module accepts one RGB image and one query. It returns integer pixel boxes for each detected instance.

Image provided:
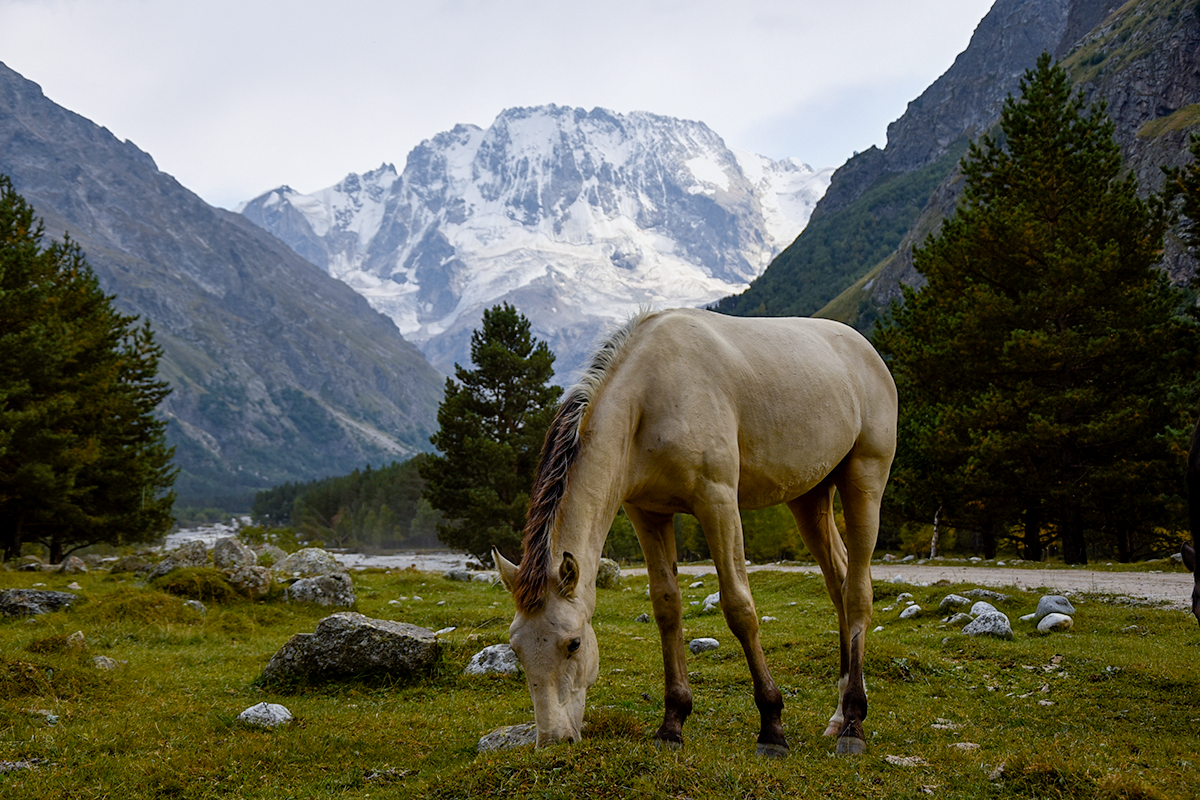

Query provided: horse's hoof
[653,737,683,751]
[836,736,867,756]
[756,742,790,759]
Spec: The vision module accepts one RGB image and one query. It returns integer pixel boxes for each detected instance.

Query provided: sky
[0,0,997,210]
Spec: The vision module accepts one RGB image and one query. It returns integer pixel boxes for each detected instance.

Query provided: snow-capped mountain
[240,105,831,377]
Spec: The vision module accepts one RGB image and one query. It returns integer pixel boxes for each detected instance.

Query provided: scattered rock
[92,655,122,670]
[1034,595,1076,621]
[444,569,474,582]
[689,637,719,654]
[226,565,274,599]
[17,555,44,572]
[899,605,922,619]
[938,594,971,612]
[895,592,914,604]
[286,573,356,607]
[58,556,88,574]
[261,612,440,683]
[184,599,207,614]
[962,611,1013,640]
[28,709,58,726]
[884,754,928,767]
[1037,613,1074,634]
[472,572,498,584]
[951,742,980,751]
[237,702,294,727]
[272,547,344,579]
[66,582,82,591]
[212,537,257,570]
[253,544,289,567]
[634,613,650,623]
[688,580,705,589]
[701,592,721,613]
[761,615,778,624]
[465,643,521,676]
[66,630,86,650]
[596,558,622,589]
[964,588,1009,603]
[944,612,973,627]
[146,541,209,580]
[107,554,150,575]
[969,601,998,617]
[0,589,79,617]
[478,722,537,752]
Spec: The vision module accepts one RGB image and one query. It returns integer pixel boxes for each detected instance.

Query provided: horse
[1180,415,1200,627]
[493,307,897,756]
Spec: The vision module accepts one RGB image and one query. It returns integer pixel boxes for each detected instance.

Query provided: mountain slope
[240,106,831,376]
[0,62,444,506]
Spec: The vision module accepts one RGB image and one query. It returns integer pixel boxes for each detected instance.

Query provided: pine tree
[874,54,1199,564]
[419,304,562,563]
[0,175,176,561]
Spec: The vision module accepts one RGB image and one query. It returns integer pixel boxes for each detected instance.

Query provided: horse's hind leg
[694,491,789,758]
[625,504,692,748]
[787,483,852,738]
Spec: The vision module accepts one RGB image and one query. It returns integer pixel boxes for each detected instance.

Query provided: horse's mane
[513,309,653,613]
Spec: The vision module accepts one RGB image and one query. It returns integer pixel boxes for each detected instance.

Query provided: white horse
[494,308,897,756]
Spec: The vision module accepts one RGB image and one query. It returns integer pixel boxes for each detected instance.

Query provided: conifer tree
[874,54,1199,564]
[0,176,176,562]
[419,304,562,563]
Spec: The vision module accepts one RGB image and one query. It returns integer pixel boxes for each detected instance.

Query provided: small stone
[938,594,970,612]
[634,613,650,623]
[944,613,973,627]
[895,592,914,604]
[66,582,82,591]
[92,655,121,670]
[237,702,293,727]
[761,616,778,623]
[434,626,456,636]
[595,558,622,589]
[884,754,927,767]
[962,611,1013,640]
[951,742,980,751]
[66,631,86,650]
[969,601,998,617]
[286,573,356,607]
[465,643,521,676]
[1036,613,1073,633]
[689,580,705,589]
[689,637,719,654]
[478,722,537,752]
[184,599,207,614]
[1034,595,1076,622]
[58,556,88,575]
[899,605,922,619]
[964,589,1009,603]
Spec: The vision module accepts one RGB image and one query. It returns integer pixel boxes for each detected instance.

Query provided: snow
[686,156,730,191]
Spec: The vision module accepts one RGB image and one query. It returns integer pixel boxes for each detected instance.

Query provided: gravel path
[623,562,1195,610]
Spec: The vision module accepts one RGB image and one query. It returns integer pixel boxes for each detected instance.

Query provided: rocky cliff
[0,62,444,506]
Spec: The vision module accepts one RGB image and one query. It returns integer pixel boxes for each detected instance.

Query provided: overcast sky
[1,0,996,210]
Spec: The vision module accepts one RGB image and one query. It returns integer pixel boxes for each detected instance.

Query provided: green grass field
[3,565,1198,799]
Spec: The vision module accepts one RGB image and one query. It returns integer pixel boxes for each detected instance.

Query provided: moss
[1137,103,1200,138]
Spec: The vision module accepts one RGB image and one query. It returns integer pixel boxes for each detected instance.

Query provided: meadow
[2,563,1199,799]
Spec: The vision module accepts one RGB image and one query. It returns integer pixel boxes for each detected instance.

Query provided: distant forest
[250,456,443,551]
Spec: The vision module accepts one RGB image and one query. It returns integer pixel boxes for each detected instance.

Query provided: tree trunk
[1060,500,1088,565]
[930,506,942,559]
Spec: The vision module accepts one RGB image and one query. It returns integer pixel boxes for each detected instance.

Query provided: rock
[286,573,356,607]
[477,722,537,752]
[969,601,998,617]
[212,537,257,570]
[964,588,1009,603]
[92,655,121,670]
[1034,595,1076,621]
[1037,613,1074,633]
[17,555,44,571]
[108,554,150,575]
[596,558,622,589]
[66,582,82,590]
[261,612,440,683]
[899,605,922,619]
[938,594,971,612]
[895,592,914,604]
[962,611,1013,640]
[472,571,498,584]
[272,547,344,579]
[701,591,721,613]
[761,615,778,624]
[634,613,650,623]
[0,589,79,617]
[465,643,521,676]
[183,599,207,614]
[253,544,288,567]
[237,702,293,727]
[58,556,88,574]
[688,580,705,589]
[146,540,209,580]
[444,569,474,582]
[944,612,973,627]
[226,565,273,599]
[689,637,719,654]
[66,630,87,650]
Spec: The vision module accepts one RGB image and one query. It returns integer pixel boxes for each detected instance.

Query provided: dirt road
[624,562,1195,610]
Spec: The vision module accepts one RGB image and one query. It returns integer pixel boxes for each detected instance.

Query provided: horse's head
[494,547,599,745]
[1182,543,1200,628]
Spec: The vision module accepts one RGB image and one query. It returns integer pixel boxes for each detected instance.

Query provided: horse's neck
[554,403,633,597]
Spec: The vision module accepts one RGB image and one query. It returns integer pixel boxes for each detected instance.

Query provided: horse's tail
[1189,415,1200,549]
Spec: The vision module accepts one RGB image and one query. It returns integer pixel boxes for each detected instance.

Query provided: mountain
[0,62,444,507]
[721,0,1200,329]
[239,106,831,377]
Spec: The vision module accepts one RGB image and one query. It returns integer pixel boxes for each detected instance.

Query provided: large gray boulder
[146,540,209,580]
[962,611,1014,640]
[465,644,521,676]
[58,556,88,574]
[226,565,274,599]
[0,589,79,617]
[596,558,622,589]
[261,612,440,683]
[272,548,344,579]
[1034,595,1076,621]
[212,537,257,570]
[286,573,356,607]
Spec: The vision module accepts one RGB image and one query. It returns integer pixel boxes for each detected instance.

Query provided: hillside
[0,62,444,507]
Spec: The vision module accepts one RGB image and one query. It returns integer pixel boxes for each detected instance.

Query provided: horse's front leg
[626,504,692,748]
[695,491,789,758]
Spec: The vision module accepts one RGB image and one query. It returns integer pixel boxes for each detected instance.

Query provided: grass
[3,564,1199,798]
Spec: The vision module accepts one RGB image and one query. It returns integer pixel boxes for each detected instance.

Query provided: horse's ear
[1183,542,1196,573]
[494,547,519,593]
[558,551,579,599]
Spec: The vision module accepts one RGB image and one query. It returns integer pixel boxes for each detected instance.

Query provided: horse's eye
[567,638,581,655]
